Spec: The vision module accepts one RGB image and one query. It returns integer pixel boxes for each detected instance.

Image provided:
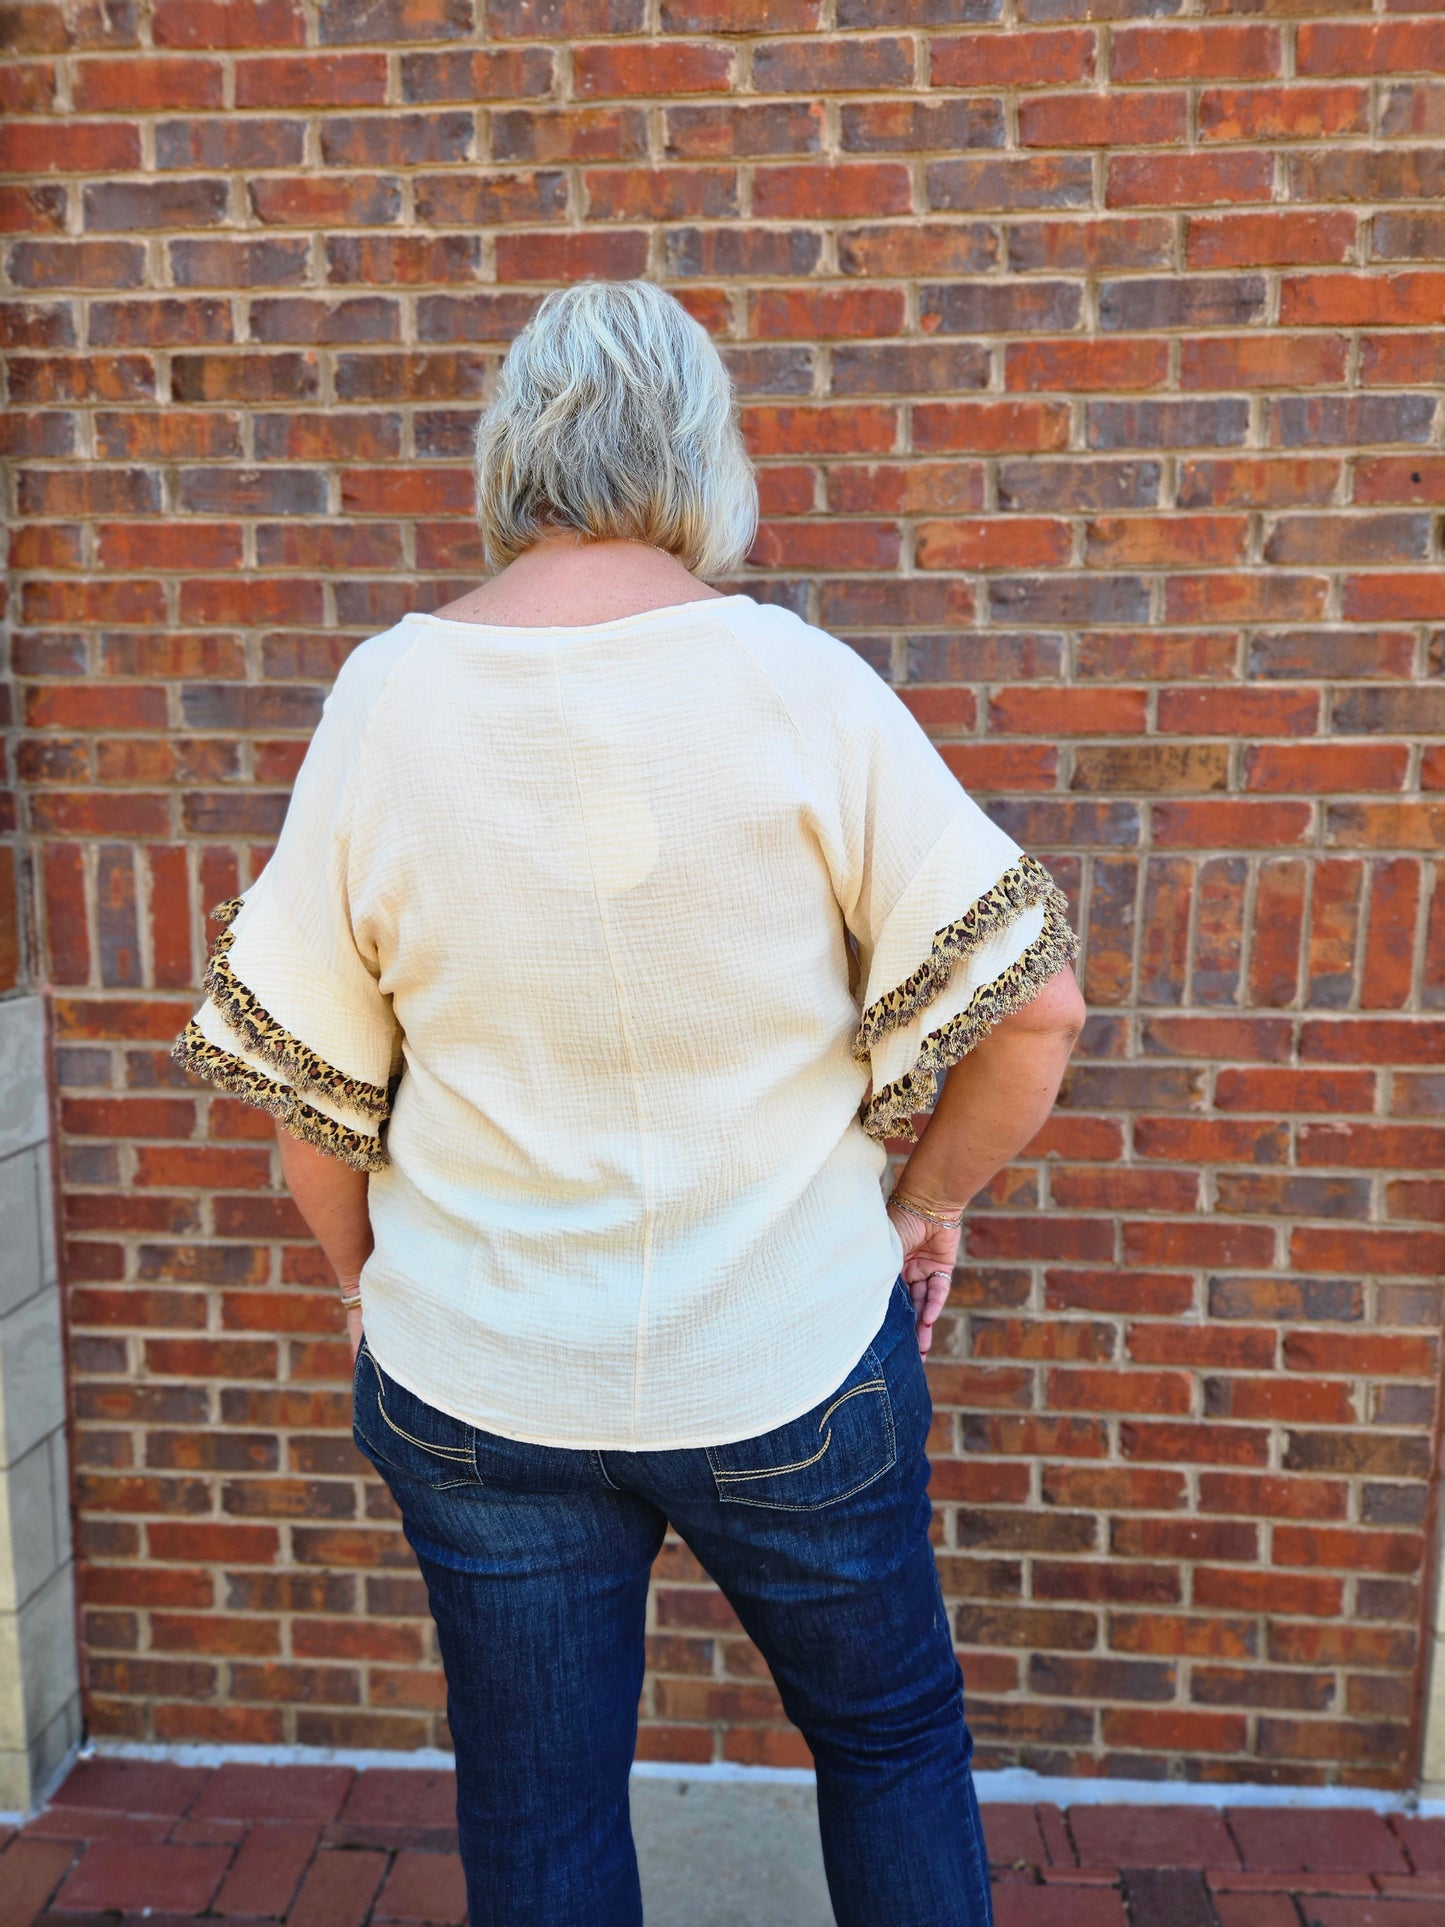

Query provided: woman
[173,279,1084,1927]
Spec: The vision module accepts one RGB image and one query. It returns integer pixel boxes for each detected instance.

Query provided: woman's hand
[345,1303,365,1363]
[886,1200,962,1358]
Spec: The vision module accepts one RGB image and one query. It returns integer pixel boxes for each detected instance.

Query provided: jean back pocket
[352,1339,479,1490]
[704,1341,896,1511]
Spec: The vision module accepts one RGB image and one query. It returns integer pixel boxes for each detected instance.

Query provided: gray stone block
[0,1434,60,1614]
[0,1284,66,1471]
[0,1149,45,1321]
[0,1000,49,1158]
[13,1564,81,1746]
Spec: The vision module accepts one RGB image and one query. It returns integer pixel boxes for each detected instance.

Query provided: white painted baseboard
[5,1739,1437,1826]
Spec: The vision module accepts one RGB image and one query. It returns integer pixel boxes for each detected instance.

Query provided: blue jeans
[351,1275,993,1927]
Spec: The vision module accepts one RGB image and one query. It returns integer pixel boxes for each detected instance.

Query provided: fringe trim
[171,1021,389,1173]
[203,896,391,1122]
[859,898,1079,1145]
[853,855,1071,1064]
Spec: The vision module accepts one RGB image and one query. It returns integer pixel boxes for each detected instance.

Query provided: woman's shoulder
[316,619,431,742]
[713,594,898,721]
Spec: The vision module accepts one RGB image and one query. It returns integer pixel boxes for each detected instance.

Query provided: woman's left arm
[276,1123,374,1360]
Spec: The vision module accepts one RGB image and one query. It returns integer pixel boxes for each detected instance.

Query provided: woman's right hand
[886,1201,963,1358]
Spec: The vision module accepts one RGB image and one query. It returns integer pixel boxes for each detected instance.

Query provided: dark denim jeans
[352,1275,992,1927]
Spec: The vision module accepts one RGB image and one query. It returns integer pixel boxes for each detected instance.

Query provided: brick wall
[3,0,1443,1788]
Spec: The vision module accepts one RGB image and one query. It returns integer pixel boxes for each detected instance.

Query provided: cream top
[174,594,1075,1450]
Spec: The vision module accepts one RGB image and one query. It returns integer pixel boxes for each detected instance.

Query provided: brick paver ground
[3,1759,1445,1925]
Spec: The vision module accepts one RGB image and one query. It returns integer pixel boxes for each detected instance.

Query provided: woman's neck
[432,534,726,629]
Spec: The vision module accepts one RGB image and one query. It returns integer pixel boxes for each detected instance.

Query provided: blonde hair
[473,279,759,582]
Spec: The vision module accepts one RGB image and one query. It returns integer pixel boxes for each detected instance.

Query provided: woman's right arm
[886,962,1086,1354]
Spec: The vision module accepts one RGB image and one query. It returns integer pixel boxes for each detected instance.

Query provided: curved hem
[356,1265,903,1455]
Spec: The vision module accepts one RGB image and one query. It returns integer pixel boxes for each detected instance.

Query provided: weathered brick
[1020,92,1186,150]
[929,154,1093,213]
[573,40,733,97]
[82,180,230,232]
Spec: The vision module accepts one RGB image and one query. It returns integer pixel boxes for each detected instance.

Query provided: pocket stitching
[711,1376,887,1485]
[359,1348,476,1473]
[707,1345,896,1511]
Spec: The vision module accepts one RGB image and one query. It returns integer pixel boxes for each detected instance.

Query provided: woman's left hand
[886,1202,962,1358]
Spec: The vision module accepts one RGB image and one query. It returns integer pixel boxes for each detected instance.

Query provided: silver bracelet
[339,1291,363,1310]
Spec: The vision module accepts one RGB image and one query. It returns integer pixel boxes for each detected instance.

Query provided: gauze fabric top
[173,593,1076,1450]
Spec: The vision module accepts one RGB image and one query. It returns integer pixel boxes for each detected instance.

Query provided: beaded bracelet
[886,1186,966,1231]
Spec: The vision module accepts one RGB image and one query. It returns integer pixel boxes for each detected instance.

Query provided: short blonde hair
[473,279,758,582]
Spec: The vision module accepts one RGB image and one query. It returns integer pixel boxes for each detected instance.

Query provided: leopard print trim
[203,896,391,1121]
[859,897,1079,1145]
[171,1021,389,1172]
[853,855,1070,1065]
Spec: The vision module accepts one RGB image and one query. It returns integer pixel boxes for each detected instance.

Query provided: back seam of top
[547,635,655,1448]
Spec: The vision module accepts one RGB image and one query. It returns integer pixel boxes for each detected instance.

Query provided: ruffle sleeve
[853,825,1078,1143]
[170,653,403,1171]
[172,896,399,1172]
[812,638,1080,1146]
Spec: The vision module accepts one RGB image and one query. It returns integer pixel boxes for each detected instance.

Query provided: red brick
[73,55,224,109]
[154,0,306,45]
[914,400,1070,454]
[993,1882,1129,1926]
[286,1848,389,1927]
[931,29,1095,88]
[1107,151,1274,210]
[1245,744,1409,794]
[754,163,911,220]
[1005,339,1169,392]
[1046,1370,1193,1416]
[1274,1524,1422,1575]
[1299,21,1445,78]
[1020,92,1186,149]
[0,120,141,172]
[1070,1805,1238,1869]
[250,175,404,228]
[191,1762,355,1821]
[55,1839,231,1912]
[1199,83,1369,143]
[235,54,388,108]
[1282,272,1445,328]
[573,40,733,97]
[1186,211,1357,270]
[0,1838,82,1921]
[211,1822,324,1918]
[374,1850,468,1923]
[1226,1806,1409,1873]
[1113,25,1280,83]
[918,519,1069,572]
